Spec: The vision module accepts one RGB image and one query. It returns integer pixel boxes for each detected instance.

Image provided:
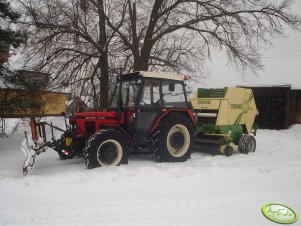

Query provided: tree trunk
[128,1,141,71]
[131,0,163,71]
[99,53,109,109]
[97,0,109,110]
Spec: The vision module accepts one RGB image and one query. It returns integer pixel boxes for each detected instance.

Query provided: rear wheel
[84,129,129,169]
[152,113,194,162]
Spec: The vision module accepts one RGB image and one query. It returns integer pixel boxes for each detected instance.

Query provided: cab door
[135,79,163,145]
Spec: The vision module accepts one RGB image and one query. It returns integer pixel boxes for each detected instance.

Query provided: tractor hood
[73,111,119,119]
[71,111,125,136]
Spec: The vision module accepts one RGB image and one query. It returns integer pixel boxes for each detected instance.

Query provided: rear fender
[150,109,196,133]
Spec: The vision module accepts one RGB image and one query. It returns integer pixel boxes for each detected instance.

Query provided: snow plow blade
[21,118,65,175]
[21,131,51,175]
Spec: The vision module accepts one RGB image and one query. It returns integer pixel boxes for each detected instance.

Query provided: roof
[237,83,291,88]
[291,86,301,90]
[237,83,301,91]
[139,71,186,81]
[0,87,70,95]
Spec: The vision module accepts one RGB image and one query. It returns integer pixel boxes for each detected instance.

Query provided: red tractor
[54,71,195,169]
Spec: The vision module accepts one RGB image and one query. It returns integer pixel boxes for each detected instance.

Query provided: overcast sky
[203,1,301,89]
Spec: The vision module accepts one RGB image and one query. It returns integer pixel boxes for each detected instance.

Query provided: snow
[0,118,301,226]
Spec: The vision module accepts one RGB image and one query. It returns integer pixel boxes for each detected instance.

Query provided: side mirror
[169,83,175,92]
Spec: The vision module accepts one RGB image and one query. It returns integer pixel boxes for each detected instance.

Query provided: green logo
[231,104,242,109]
[262,203,298,224]
[198,99,211,105]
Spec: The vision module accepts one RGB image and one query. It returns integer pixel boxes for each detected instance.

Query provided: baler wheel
[238,135,248,154]
[238,134,256,154]
[84,129,129,169]
[224,145,233,157]
[246,135,256,152]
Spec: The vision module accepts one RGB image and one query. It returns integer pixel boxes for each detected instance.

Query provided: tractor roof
[122,71,186,81]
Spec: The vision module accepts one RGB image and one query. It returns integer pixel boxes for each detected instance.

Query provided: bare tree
[107,0,300,76]
[19,0,113,110]
[18,0,300,109]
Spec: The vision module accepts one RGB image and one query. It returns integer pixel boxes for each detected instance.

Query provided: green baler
[190,87,258,156]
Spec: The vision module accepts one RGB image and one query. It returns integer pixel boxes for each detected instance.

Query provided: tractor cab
[109,71,189,110]
[108,71,191,147]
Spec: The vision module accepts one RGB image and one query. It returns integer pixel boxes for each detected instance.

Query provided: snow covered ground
[0,119,300,226]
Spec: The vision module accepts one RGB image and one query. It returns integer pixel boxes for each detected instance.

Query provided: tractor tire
[84,129,129,169]
[224,145,233,157]
[238,134,256,154]
[151,113,194,162]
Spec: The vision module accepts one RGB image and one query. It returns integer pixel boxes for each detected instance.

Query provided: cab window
[122,79,140,107]
[139,79,161,107]
[162,81,187,108]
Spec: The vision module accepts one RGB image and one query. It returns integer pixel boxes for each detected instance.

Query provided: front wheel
[53,134,71,160]
[152,113,194,162]
[84,129,129,169]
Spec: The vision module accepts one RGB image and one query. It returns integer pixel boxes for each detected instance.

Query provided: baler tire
[246,135,256,153]
[238,134,256,154]
[84,129,129,169]
[151,113,194,162]
[238,134,249,154]
[224,145,233,157]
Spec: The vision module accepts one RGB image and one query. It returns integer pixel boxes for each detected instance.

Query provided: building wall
[290,90,301,125]
[238,86,292,129]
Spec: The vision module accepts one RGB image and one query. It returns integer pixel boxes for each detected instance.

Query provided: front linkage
[21,118,69,175]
